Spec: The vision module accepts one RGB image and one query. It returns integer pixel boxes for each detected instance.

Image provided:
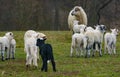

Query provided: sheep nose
[71,11,74,16]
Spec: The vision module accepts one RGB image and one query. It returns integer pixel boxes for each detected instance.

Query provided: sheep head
[36,32,47,40]
[5,32,14,40]
[111,28,119,36]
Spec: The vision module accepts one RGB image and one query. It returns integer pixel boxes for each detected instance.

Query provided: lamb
[36,38,56,72]
[104,28,118,55]
[0,32,14,61]
[84,25,106,57]
[70,25,95,57]
[70,29,87,57]
[73,20,86,33]
[25,33,38,67]
[92,25,106,57]
[85,26,94,31]
[24,30,37,46]
[84,29,95,57]
[24,30,46,59]
[24,30,46,68]
[9,39,16,59]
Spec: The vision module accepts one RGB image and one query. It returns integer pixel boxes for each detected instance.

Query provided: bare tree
[97,0,112,24]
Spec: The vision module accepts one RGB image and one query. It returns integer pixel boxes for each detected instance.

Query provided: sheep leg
[104,41,107,54]
[85,46,87,58]
[107,44,112,55]
[88,49,91,58]
[80,48,84,56]
[1,45,5,61]
[11,46,15,59]
[34,47,39,61]
[85,46,90,58]
[12,47,15,59]
[98,43,102,57]
[76,48,80,57]
[70,45,74,57]
[1,50,4,61]
[92,43,96,57]
[52,61,56,72]
[51,59,56,72]
[6,47,10,60]
[33,54,38,67]
[26,47,32,66]
[32,48,38,67]
[113,44,116,54]
[41,58,48,72]
[85,48,87,58]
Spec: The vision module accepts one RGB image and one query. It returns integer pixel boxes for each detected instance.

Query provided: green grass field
[0,31,120,77]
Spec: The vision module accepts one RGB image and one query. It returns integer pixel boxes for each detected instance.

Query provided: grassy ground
[0,31,120,77]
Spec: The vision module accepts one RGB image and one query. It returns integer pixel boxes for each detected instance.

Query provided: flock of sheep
[0,32,16,61]
[0,6,119,70]
[68,6,119,58]
[0,30,46,68]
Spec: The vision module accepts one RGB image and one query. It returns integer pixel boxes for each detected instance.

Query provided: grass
[0,31,120,77]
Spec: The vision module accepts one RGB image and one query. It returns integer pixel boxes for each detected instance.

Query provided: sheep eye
[75,8,79,12]
[10,33,12,35]
[99,26,102,30]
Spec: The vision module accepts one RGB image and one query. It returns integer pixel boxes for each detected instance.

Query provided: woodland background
[0,0,119,31]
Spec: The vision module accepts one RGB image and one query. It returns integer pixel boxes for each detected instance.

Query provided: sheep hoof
[1,59,4,61]
[5,58,9,60]
[99,55,102,57]
[85,55,87,58]
[12,57,15,59]
[41,68,44,71]
[26,65,30,70]
[1,57,4,61]
[53,69,57,72]
[92,55,95,57]
[33,66,38,69]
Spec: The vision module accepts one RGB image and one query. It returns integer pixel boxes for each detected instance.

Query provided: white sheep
[85,26,94,31]
[68,6,87,30]
[84,25,106,57]
[0,32,14,61]
[73,20,86,33]
[25,34,38,67]
[104,28,118,55]
[84,29,95,58]
[70,29,87,57]
[9,39,16,59]
[24,30,46,68]
[92,25,106,56]
[24,30,39,60]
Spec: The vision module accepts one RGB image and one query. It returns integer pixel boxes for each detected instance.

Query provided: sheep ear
[35,33,39,38]
[104,26,107,30]
[110,29,113,31]
[10,32,12,35]
[78,21,80,24]
[84,26,87,32]
[117,29,119,32]
[94,25,96,28]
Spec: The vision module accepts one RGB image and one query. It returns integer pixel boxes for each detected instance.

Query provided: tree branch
[97,0,112,24]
